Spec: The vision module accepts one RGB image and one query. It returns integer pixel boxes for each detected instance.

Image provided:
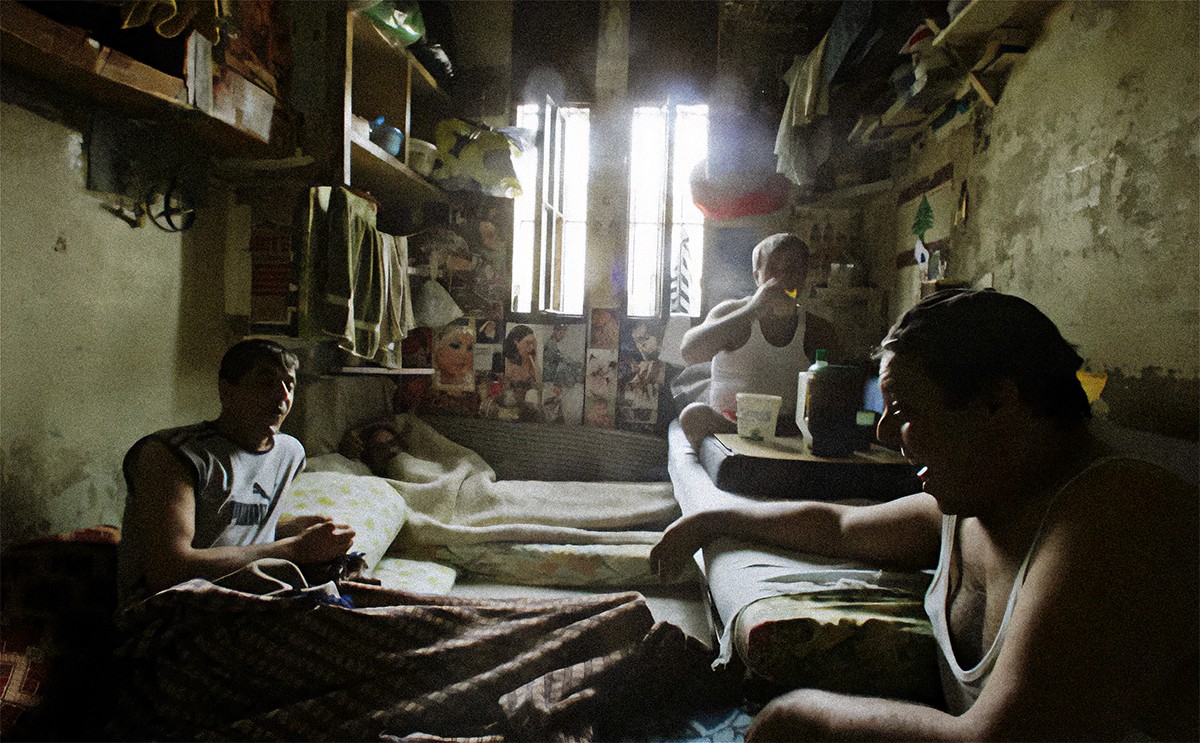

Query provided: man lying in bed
[652,289,1198,742]
[118,339,356,607]
[335,416,681,538]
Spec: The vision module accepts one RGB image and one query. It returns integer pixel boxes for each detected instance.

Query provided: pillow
[370,556,456,594]
[418,542,703,588]
[279,472,407,571]
[305,453,375,477]
[0,525,120,739]
[0,619,51,736]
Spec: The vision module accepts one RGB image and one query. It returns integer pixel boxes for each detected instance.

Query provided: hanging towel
[380,232,417,367]
[299,186,412,368]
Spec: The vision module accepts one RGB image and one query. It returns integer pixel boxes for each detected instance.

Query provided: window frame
[626,101,707,320]
[510,97,590,321]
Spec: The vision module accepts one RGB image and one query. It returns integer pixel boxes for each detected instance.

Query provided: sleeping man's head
[351,422,403,476]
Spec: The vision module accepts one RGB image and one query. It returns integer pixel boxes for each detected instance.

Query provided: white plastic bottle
[795,349,829,449]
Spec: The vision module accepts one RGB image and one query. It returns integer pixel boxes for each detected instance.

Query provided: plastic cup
[736,393,783,443]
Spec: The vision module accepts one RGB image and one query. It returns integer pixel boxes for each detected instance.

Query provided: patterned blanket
[109,560,717,742]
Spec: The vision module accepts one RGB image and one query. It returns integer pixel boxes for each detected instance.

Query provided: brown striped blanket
[108,561,717,742]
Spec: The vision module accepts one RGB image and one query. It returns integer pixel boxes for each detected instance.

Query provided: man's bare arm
[961,461,1198,741]
[127,441,356,592]
[276,514,334,538]
[746,463,1199,743]
[651,493,942,578]
[748,687,969,742]
[680,298,754,365]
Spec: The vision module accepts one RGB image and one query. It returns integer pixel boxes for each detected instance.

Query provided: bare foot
[679,402,736,451]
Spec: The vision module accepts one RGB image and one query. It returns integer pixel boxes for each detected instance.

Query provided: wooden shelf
[343,12,451,233]
[349,120,446,209]
[862,1,1056,143]
[932,0,1029,46]
[796,179,894,209]
[0,1,276,158]
[350,12,449,155]
[352,14,448,105]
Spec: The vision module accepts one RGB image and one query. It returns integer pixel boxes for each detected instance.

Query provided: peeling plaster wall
[888,1,1199,439]
[0,102,232,544]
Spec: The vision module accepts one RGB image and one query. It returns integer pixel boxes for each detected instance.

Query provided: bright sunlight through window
[627,103,707,318]
[511,102,590,315]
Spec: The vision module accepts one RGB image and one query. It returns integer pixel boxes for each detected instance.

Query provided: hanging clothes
[382,231,418,367]
[119,0,226,43]
[775,1,874,188]
[775,41,833,188]
[298,186,414,368]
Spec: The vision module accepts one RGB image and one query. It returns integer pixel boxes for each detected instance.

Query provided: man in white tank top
[677,233,836,449]
[654,290,1198,741]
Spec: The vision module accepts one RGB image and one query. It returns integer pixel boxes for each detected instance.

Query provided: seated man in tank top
[653,289,1198,741]
[677,233,837,449]
[118,340,357,608]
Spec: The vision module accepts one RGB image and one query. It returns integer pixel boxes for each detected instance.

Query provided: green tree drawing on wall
[912,195,934,242]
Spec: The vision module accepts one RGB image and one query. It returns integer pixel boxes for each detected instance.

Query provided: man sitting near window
[677,233,836,449]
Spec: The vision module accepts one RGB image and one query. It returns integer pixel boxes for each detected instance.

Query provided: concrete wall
[0,102,233,544]
[868,1,1198,438]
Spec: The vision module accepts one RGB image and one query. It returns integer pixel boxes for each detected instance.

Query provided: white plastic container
[408,138,437,176]
[736,393,783,444]
[796,350,829,446]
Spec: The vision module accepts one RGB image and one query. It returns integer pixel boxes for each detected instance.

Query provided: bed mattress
[668,421,939,701]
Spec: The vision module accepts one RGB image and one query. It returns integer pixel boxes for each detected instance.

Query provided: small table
[696,433,921,501]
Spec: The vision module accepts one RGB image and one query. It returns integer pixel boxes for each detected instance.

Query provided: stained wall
[0,102,233,544]
[869,1,1198,438]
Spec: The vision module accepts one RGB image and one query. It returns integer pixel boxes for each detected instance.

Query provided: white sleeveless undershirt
[924,456,1133,716]
[709,313,809,420]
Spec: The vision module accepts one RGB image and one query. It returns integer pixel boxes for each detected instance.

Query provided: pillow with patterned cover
[279,472,407,572]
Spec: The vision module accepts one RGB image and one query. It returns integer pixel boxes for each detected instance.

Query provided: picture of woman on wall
[502,324,542,418]
[431,319,477,392]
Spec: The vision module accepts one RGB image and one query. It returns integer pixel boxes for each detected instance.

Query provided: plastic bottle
[795,349,829,446]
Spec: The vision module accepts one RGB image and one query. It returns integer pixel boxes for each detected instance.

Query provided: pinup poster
[535,323,585,424]
[615,317,667,432]
[431,318,476,392]
[398,320,480,416]
[475,322,582,424]
[584,309,620,428]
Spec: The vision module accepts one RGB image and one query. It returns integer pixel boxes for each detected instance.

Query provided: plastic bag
[430,119,523,199]
[361,1,424,47]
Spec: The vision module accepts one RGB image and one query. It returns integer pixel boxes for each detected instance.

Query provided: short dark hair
[752,233,809,273]
[361,421,400,440]
[876,289,1090,422]
[219,339,300,384]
